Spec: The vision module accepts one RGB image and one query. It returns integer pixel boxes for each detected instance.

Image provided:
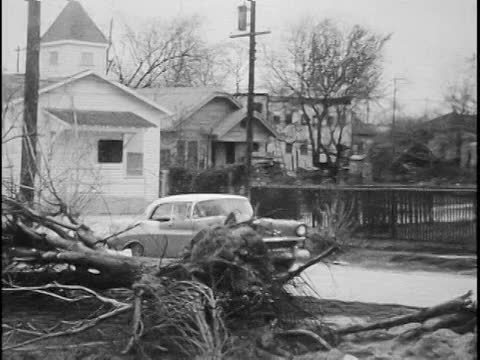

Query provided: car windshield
[193,198,253,221]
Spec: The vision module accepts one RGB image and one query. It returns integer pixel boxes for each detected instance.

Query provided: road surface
[295,263,477,308]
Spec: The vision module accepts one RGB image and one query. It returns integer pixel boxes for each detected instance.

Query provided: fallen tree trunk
[337,291,476,335]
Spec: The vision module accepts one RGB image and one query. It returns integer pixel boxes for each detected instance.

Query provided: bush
[168,166,196,194]
[168,164,248,195]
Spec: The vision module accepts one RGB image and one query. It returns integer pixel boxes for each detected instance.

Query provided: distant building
[424,112,477,168]
[234,93,353,171]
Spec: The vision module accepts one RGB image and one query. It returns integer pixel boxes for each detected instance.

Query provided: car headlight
[295,224,307,237]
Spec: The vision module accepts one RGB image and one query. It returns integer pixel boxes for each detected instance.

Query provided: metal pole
[19,0,41,204]
[245,0,256,196]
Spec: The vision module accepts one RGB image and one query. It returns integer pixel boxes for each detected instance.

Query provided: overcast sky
[2,0,477,118]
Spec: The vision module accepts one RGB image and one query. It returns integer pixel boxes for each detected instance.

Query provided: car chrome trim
[262,236,306,242]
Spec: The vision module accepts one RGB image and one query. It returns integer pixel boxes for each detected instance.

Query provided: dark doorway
[226,142,235,164]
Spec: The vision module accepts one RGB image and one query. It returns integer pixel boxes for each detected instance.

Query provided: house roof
[45,109,156,128]
[3,70,171,116]
[2,73,65,104]
[41,1,108,44]
[135,87,242,126]
[352,117,377,136]
[424,112,477,133]
[213,109,278,139]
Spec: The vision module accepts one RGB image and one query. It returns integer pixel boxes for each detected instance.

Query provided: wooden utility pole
[15,46,21,73]
[391,77,406,159]
[19,0,41,204]
[230,0,270,196]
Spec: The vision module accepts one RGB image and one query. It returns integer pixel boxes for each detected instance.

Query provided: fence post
[390,190,397,239]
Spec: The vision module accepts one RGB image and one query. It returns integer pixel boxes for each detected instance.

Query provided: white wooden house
[2,1,169,214]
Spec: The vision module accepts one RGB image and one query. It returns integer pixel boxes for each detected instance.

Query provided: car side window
[150,203,172,221]
[193,200,221,218]
[171,202,192,220]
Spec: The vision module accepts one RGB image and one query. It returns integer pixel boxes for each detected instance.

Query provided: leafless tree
[109,16,230,89]
[444,53,477,115]
[265,19,390,174]
[221,42,249,93]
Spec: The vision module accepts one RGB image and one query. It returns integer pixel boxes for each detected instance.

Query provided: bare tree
[109,16,204,88]
[266,19,390,175]
[221,42,249,93]
[109,16,232,89]
[444,53,477,115]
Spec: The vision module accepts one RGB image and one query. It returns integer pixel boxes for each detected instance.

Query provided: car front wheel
[125,243,144,257]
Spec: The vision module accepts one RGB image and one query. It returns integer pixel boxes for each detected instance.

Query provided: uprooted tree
[2,191,477,358]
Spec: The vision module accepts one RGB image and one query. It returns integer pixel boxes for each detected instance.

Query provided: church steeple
[40,1,108,79]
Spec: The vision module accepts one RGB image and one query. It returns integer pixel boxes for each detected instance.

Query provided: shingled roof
[45,109,156,128]
[424,112,477,133]
[136,87,242,126]
[41,1,108,44]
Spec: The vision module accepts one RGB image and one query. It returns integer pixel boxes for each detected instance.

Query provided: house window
[273,115,280,124]
[285,113,293,124]
[300,143,308,155]
[80,52,94,66]
[160,149,172,168]
[126,152,143,176]
[286,143,293,154]
[187,141,198,168]
[98,140,123,163]
[253,143,260,152]
[240,119,246,128]
[176,140,185,166]
[253,102,263,113]
[49,51,58,65]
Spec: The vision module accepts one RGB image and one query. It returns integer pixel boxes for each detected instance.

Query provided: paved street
[298,263,477,308]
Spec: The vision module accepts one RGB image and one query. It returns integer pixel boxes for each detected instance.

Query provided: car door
[167,202,195,257]
[136,202,174,257]
[191,200,227,233]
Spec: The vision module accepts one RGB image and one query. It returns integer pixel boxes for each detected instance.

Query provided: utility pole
[391,77,406,158]
[105,18,113,75]
[19,0,41,204]
[15,46,21,73]
[230,1,270,196]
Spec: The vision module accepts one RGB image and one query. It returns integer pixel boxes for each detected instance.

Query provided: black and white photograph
[1,0,477,359]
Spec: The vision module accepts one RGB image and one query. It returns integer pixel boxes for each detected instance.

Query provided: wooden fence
[250,185,477,248]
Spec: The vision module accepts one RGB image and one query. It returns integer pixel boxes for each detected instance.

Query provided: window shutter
[187,141,198,168]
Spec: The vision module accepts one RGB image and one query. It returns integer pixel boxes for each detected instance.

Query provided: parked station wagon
[108,194,310,269]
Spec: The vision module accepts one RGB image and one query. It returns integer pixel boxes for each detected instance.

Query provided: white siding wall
[1,104,24,192]
[5,75,165,211]
[40,42,107,79]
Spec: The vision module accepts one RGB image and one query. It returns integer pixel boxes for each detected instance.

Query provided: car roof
[144,193,249,215]
[157,193,248,203]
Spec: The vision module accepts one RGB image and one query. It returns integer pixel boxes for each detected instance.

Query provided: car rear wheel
[125,243,144,257]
